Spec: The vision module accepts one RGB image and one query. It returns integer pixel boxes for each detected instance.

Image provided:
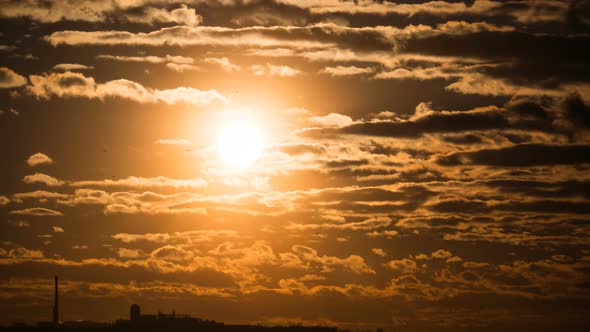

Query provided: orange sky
[1,1,590,331]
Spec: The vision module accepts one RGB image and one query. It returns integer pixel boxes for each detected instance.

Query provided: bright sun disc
[217,122,263,168]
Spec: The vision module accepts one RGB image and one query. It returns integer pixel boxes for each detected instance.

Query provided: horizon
[1,1,590,331]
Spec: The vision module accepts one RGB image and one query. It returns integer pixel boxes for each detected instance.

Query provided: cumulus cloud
[250,64,301,77]
[26,152,54,167]
[151,245,195,263]
[309,113,353,127]
[0,67,27,88]
[385,258,418,274]
[27,71,229,106]
[284,245,375,274]
[431,249,453,259]
[125,4,202,26]
[22,173,64,187]
[118,248,144,259]
[371,248,387,257]
[203,57,240,72]
[3,247,44,259]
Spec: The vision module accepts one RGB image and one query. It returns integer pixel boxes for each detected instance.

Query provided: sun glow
[217,122,264,168]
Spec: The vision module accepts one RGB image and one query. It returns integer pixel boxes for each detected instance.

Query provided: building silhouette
[52,276,58,325]
[129,304,140,322]
[11,277,346,332]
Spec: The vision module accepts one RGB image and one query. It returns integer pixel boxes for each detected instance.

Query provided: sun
[217,121,264,168]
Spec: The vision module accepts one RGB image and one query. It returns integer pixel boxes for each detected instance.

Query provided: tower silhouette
[53,275,59,324]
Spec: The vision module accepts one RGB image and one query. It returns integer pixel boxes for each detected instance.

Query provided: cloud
[320,66,374,77]
[0,108,19,116]
[52,226,64,233]
[385,258,418,274]
[45,25,336,49]
[151,245,195,263]
[12,190,70,203]
[304,96,590,140]
[154,139,193,145]
[371,248,387,257]
[97,54,199,72]
[70,176,207,189]
[97,54,194,65]
[277,0,502,17]
[277,143,326,156]
[0,67,27,88]
[118,248,144,259]
[203,57,240,72]
[8,220,30,228]
[113,230,237,244]
[53,63,94,71]
[0,2,201,25]
[338,107,507,138]
[165,63,202,72]
[125,4,202,26]
[431,249,453,259]
[250,64,301,77]
[26,152,54,167]
[53,189,209,215]
[0,195,9,205]
[22,173,64,187]
[437,144,590,167]
[27,71,229,106]
[285,245,375,274]
[309,113,353,127]
[286,217,392,232]
[104,204,207,215]
[3,247,44,259]
[9,208,64,217]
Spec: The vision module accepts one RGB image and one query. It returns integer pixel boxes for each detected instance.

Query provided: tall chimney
[53,275,59,324]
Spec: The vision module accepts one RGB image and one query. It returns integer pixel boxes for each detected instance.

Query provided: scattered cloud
[371,248,387,257]
[0,67,27,88]
[22,173,64,187]
[26,153,54,167]
[203,57,240,72]
[251,64,301,77]
[70,176,207,189]
[27,71,229,106]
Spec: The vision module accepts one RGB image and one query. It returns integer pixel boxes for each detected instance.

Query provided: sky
[1,0,590,331]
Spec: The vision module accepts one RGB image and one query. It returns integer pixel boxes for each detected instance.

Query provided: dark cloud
[437,144,590,167]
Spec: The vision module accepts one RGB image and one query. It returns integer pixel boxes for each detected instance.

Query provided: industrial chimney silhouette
[53,275,59,324]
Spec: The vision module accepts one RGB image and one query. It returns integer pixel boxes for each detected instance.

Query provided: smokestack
[53,275,59,324]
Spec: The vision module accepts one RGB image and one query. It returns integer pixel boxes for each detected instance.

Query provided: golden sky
[1,1,590,331]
